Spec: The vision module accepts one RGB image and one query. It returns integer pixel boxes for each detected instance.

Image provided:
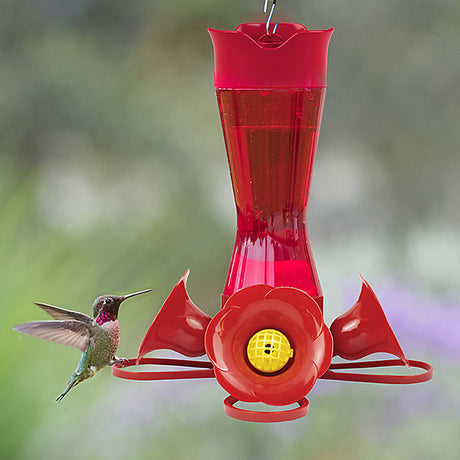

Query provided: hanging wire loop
[263,0,279,35]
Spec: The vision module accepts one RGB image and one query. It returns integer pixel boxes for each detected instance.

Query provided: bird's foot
[110,357,130,367]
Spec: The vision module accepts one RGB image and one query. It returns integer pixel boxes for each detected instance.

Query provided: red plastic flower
[205,285,333,406]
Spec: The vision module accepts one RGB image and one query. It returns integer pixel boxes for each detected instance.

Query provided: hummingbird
[13,289,152,401]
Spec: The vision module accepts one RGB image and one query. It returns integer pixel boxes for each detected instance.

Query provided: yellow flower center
[247,329,294,373]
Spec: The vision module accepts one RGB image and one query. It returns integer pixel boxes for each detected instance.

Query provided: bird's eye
[104,298,112,305]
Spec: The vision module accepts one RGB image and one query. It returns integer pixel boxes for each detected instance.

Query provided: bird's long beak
[121,289,152,301]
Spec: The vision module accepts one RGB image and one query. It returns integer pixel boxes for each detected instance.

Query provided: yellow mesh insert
[247,329,294,373]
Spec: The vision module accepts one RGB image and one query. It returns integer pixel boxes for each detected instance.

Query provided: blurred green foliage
[1,1,459,459]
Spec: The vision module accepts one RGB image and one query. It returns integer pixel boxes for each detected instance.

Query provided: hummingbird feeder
[113,2,433,423]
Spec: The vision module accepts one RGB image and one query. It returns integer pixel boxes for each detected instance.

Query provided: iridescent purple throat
[96,310,113,325]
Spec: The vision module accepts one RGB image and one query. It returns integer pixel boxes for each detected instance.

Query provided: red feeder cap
[209,23,333,89]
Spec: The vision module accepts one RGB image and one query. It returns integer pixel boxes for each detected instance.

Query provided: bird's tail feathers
[56,374,81,401]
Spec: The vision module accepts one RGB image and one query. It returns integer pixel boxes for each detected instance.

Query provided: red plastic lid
[209,23,333,88]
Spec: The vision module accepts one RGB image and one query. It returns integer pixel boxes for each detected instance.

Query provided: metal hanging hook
[263,0,279,35]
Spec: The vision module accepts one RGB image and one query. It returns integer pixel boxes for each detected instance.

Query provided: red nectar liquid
[217,88,326,308]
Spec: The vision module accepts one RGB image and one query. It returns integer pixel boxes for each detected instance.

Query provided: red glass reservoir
[218,88,325,305]
[210,23,332,308]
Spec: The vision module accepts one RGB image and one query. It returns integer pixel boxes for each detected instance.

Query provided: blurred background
[2,0,459,459]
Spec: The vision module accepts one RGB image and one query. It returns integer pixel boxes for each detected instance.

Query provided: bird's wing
[35,303,93,325]
[13,320,93,352]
